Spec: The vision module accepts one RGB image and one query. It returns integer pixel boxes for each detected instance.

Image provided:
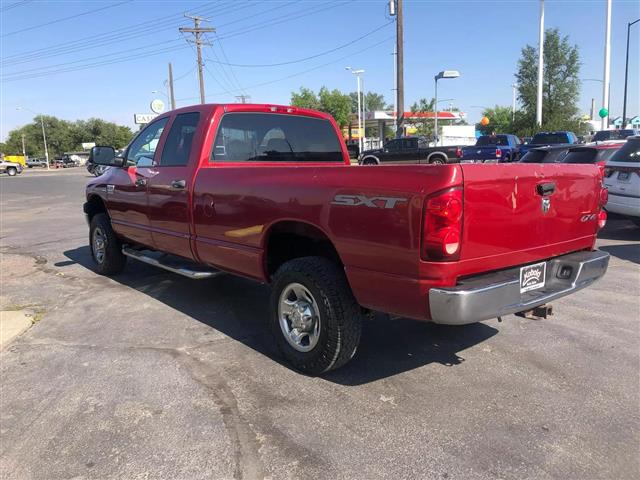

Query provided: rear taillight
[422,188,463,261]
[455,147,463,158]
[495,148,502,158]
[600,187,609,206]
[597,209,607,229]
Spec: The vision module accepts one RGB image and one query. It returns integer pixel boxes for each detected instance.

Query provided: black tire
[429,156,446,165]
[361,157,378,165]
[89,213,126,275]
[7,167,17,176]
[269,257,363,375]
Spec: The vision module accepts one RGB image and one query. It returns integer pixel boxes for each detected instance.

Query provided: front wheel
[269,257,363,375]
[429,157,445,165]
[7,167,17,176]
[89,213,126,275]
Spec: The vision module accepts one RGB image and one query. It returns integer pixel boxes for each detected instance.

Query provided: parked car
[521,136,533,145]
[593,129,640,142]
[519,145,573,164]
[562,142,624,169]
[26,158,48,168]
[84,103,610,374]
[54,156,79,168]
[0,160,23,176]
[519,131,579,157]
[359,137,462,165]
[344,140,359,159]
[603,136,640,225]
[461,134,521,163]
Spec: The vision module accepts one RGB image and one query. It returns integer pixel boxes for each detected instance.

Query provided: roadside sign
[81,142,95,149]
[134,113,158,124]
[150,99,165,114]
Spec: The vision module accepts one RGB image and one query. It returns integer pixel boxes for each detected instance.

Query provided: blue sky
[1,0,639,140]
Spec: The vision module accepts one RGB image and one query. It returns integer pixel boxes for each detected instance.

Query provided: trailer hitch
[515,304,554,320]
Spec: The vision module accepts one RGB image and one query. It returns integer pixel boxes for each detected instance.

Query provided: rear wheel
[89,213,126,275]
[7,167,17,176]
[361,157,378,165]
[429,156,446,165]
[269,257,362,375]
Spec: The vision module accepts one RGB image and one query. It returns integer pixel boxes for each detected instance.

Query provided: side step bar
[122,247,222,280]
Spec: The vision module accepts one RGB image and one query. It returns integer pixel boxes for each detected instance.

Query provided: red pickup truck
[85,103,610,374]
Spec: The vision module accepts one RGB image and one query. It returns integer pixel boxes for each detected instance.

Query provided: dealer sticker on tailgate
[520,262,546,293]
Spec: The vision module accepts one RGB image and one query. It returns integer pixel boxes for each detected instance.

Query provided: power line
[205,21,393,68]
[0,0,32,13]
[208,33,247,96]
[1,1,242,65]
[177,35,395,102]
[1,0,132,38]
[180,14,215,104]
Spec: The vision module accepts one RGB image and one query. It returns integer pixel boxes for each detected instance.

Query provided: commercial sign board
[134,113,159,124]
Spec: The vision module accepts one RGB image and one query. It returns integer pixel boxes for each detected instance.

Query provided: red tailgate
[458,163,601,266]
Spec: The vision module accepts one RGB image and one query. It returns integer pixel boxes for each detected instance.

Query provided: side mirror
[89,146,124,167]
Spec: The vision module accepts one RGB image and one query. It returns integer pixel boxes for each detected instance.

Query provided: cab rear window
[608,140,640,163]
[211,113,343,163]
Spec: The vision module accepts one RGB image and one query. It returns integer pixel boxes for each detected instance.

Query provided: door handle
[170,179,186,190]
[135,178,147,187]
[536,182,555,196]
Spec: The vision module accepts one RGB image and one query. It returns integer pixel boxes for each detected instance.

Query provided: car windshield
[476,135,509,146]
[608,140,640,163]
[531,133,569,144]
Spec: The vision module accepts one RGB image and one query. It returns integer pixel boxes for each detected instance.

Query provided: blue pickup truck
[518,131,578,157]
[461,134,521,163]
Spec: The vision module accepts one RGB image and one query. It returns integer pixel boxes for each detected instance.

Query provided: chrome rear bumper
[429,250,609,325]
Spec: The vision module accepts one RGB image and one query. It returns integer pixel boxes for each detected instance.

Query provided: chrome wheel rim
[92,227,106,264]
[278,283,321,352]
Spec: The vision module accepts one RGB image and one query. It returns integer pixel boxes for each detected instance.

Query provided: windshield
[476,135,509,146]
[608,140,640,163]
[531,133,570,144]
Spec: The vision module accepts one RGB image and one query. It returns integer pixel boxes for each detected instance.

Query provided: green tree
[318,87,351,128]
[0,116,133,157]
[476,106,514,135]
[409,97,436,138]
[515,28,581,132]
[290,87,321,110]
[290,87,351,128]
[349,91,387,113]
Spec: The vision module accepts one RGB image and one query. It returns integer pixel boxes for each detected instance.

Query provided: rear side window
[477,135,509,146]
[160,112,200,166]
[520,150,547,163]
[563,149,598,164]
[211,113,343,162]
[609,140,640,163]
[531,133,569,144]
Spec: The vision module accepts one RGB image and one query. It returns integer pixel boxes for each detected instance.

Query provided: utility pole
[168,62,176,110]
[601,0,612,130]
[235,95,251,103]
[395,0,404,138]
[511,83,517,123]
[536,0,545,126]
[180,14,214,104]
[21,134,26,158]
[622,18,640,129]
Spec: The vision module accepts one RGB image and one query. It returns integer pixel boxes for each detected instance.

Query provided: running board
[122,247,222,280]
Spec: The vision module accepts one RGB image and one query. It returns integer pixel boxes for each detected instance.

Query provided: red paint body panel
[86,104,604,321]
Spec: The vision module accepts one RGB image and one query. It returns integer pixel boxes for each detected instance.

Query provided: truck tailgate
[459,163,600,264]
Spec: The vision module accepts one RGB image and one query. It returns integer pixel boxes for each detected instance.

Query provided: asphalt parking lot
[1,168,639,480]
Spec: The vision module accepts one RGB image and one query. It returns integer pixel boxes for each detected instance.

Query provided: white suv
[604,136,640,226]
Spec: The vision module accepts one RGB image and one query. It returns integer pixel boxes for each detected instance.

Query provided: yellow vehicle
[3,155,26,167]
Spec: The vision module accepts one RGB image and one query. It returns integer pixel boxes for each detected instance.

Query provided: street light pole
[512,83,517,123]
[601,0,612,130]
[536,0,545,126]
[622,18,640,128]
[434,70,460,146]
[346,67,365,154]
[17,106,49,170]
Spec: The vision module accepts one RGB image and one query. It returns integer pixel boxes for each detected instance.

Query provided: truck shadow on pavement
[61,246,498,386]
